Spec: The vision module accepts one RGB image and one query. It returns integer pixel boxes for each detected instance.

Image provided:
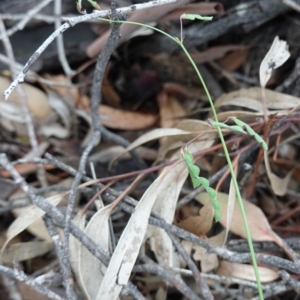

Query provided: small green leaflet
[212,118,268,151]
[182,14,213,21]
[87,0,101,10]
[182,150,221,222]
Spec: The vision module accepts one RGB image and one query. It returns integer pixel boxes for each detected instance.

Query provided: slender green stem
[97,17,264,300]
[179,45,264,300]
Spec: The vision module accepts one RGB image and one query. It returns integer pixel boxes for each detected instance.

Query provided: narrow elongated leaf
[264,151,293,196]
[1,193,66,259]
[110,128,191,167]
[80,205,112,300]
[96,174,166,299]
[217,261,279,283]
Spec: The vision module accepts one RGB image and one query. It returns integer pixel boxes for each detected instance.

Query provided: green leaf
[214,210,222,222]
[182,151,194,164]
[87,0,101,10]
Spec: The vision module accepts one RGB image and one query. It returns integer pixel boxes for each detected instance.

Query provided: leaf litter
[2,1,300,300]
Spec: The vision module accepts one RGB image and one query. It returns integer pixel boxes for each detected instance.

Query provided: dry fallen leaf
[196,192,295,259]
[155,119,212,163]
[110,127,191,167]
[259,36,290,88]
[2,241,53,263]
[178,202,213,237]
[69,212,88,299]
[99,104,157,130]
[80,205,112,300]
[217,261,279,283]
[193,230,225,273]
[96,170,169,300]
[1,193,66,259]
[215,87,300,113]
[264,151,294,196]
[0,76,52,119]
[157,90,186,129]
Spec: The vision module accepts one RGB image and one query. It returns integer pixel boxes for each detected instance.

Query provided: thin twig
[0,263,65,300]
[0,17,47,187]
[54,0,74,76]
[136,257,202,300]
[168,232,213,300]
[42,152,300,275]
[0,0,53,40]
[61,6,122,298]
[3,0,181,100]
[0,153,144,299]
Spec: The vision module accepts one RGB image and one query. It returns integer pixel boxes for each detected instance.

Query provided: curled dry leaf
[196,192,295,259]
[196,192,275,242]
[110,127,191,167]
[80,205,112,300]
[217,261,279,283]
[214,87,300,113]
[264,151,294,196]
[1,193,66,259]
[2,241,53,263]
[155,119,211,163]
[69,212,87,299]
[157,90,186,129]
[193,230,225,273]
[259,36,290,88]
[178,202,214,237]
[99,104,157,130]
[0,76,52,119]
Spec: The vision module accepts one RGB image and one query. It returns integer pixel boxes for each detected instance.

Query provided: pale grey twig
[0,0,54,40]
[54,0,74,76]
[61,6,122,298]
[0,17,47,187]
[168,233,213,300]
[3,0,180,100]
[136,257,202,300]
[0,263,65,300]
[0,153,144,299]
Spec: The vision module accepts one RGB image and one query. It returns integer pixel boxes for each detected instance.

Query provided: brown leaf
[196,192,275,241]
[191,45,248,64]
[264,151,293,196]
[0,76,52,119]
[157,90,186,129]
[218,49,249,71]
[217,261,279,283]
[214,87,300,116]
[99,104,157,130]
[196,192,295,259]
[178,203,213,236]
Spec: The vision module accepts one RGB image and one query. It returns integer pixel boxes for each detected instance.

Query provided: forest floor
[1,0,300,299]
